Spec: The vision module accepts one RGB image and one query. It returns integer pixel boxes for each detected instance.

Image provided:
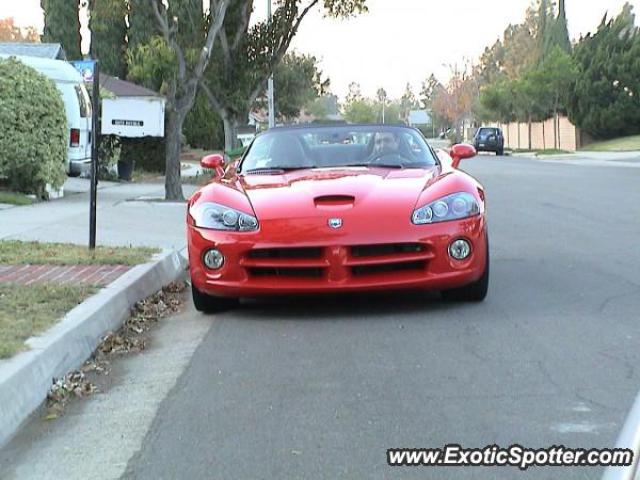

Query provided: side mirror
[201,153,225,177]
[449,143,477,169]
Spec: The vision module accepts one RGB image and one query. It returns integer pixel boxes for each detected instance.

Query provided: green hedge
[183,91,224,150]
[120,136,165,173]
[98,134,121,180]
[0,58,67,198]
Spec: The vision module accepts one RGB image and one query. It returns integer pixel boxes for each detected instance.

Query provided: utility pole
[377,88,386,124]
[267,0,275,129]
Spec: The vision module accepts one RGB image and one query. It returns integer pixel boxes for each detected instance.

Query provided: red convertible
[187,125,488,312]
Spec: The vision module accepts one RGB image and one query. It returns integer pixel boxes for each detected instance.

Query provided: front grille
[351,261,427,277]
[249,247,323,259]
[351,243,424,257]
[243,243,431,281]
[248,267,324,278]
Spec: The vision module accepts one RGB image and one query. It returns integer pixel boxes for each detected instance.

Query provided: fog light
[203,248,224,269]
[449,239,471,260]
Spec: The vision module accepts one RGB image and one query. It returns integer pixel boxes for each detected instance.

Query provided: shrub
[120,136,165,173]
[0,58,67,198]
[183,91,224,150]
[98,134,121,180]
[415,125,435,138]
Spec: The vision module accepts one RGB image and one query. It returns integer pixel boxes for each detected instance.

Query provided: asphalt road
[123,156,640,478]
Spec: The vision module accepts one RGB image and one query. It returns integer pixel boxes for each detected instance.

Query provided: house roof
[0,42,66,60]
[101,75,162,98]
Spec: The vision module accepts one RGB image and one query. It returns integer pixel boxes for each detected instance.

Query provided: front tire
[191,284,239,313]
[442,244,489,302]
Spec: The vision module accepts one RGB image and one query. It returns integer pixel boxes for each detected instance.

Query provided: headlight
[190,202,258,231]
[412,192,480,225]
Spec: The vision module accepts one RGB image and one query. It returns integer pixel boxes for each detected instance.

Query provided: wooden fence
[486,115,581,151]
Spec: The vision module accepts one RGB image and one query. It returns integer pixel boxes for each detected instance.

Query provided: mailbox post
[72,59,100,250]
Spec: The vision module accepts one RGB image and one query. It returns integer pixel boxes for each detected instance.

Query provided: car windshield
[240,125,437,172]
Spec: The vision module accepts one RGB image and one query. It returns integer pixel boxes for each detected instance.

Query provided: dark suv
[473,127,504,155]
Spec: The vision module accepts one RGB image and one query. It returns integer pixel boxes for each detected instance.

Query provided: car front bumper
[188,215,488,298]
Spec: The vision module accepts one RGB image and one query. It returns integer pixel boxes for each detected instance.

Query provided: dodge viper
[187,124,488,312]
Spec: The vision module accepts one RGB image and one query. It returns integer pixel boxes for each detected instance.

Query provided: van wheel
[191,285,239,313]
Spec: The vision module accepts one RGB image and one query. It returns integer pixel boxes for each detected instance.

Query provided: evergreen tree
[551,0,571,53]
[400,82,417,123]
[89,0,127,77]
[536,0,550,60]
[41,0,82,60]
[501,11,538,79]
[536,0,558,63]
[127,0,157,51]
[171,0,205,45]
[566,3,640,138]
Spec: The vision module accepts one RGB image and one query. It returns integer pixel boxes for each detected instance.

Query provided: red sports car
[187,124,488,312]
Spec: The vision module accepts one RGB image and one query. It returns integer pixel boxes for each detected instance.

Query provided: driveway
[0,178,198,250]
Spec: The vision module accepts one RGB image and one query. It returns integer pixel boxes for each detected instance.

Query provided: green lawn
[0,241,159,265]
[0,191,34,206]
[581,135,640,152]
[0,283,96,358]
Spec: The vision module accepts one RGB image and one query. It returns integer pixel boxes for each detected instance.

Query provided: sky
[2,0,638,100]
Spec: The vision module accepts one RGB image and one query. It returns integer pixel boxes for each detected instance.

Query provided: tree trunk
[222,116,232,153]
[222,115,239,154]
[164,110,185,201]
[553,108,560,150]
[506,123,509,149]
[553,93,560,150]
[542,121,546,150]
[527,117,532,151]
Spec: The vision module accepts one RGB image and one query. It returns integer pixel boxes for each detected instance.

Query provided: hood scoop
[314,195,355,210]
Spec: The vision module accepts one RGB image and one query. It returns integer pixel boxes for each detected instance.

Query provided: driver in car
[373,131,400,156]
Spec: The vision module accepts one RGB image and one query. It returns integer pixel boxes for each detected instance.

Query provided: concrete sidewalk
[510,150,640,169]
[0,178,198,250]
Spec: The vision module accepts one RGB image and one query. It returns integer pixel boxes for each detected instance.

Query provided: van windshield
[75,84,92,118]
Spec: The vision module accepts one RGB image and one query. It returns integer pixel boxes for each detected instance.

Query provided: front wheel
[496,148,504,156]
[441,244,489,302]
[191,284,239,313]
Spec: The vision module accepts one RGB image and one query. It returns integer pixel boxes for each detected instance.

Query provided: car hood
[237,167,439,220]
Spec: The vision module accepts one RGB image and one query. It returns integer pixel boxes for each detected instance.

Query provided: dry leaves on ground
[44,281,187,419]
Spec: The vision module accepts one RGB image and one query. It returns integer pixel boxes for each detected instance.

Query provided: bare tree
[149,0,229,200]
[201,0,367,153]
[432,63,478,143]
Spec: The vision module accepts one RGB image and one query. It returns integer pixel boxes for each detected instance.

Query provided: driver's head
[374,132,399,155]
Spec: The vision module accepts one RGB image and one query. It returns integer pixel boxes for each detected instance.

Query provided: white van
[0,54,93,176]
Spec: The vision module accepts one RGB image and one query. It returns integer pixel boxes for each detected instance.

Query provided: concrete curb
[0,249,188,448]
